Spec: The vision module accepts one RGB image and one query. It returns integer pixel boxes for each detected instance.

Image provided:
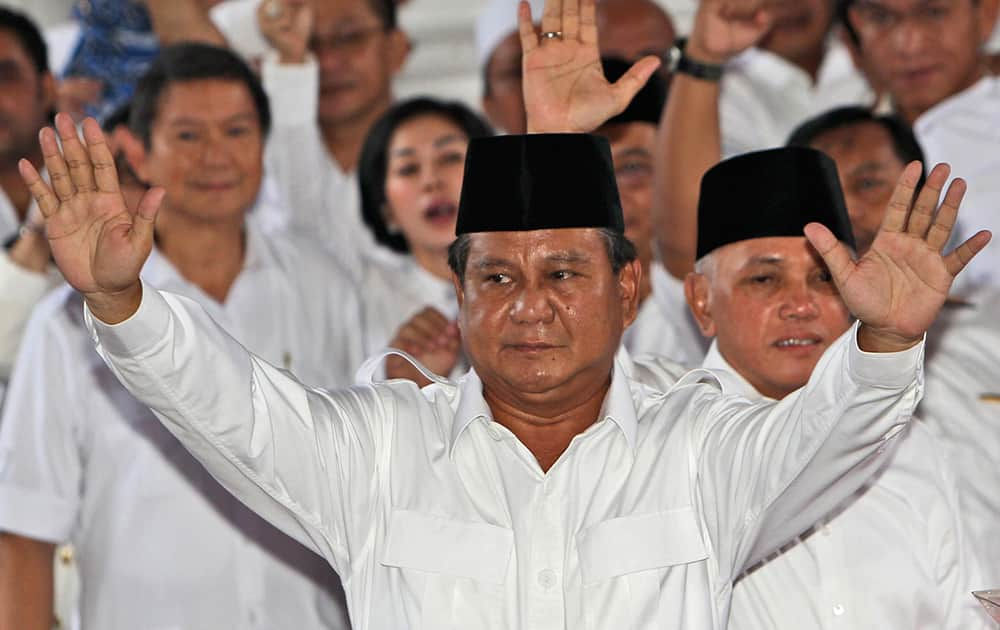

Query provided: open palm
[519,0,661,133]
[805,162,991,345]
[19,114,162,297]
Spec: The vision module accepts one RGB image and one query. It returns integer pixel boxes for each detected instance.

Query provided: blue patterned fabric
[62,0,159,122]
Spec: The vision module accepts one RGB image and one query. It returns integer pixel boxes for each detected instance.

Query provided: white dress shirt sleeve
[261,54,371,283]
[210,0,271,61]
[0,291,83,542]
[690,322,923,580]
[86,283,389,574]
[0,252,57,380]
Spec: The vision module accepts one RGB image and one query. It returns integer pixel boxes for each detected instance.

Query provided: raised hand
[805,162,992,352]
[686,0,774,65]
[18,113,164,322]
[257,0,313,64]
[385,307,462,387]
[519,0,661,133]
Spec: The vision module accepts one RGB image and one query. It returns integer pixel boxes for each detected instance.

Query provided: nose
[891,19,930,57]
[509,283,556,325]
[778,285,820,321]
[421,162,444,192]
[200,131,234,166]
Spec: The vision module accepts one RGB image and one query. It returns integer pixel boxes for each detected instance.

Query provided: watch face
[666,45,683,72]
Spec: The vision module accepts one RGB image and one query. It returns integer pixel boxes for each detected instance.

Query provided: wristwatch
[666,38,724,82]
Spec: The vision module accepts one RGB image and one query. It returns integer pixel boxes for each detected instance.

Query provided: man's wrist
[857,324,923,353]
[83,283,144,325]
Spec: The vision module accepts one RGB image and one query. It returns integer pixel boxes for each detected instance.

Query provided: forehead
[810,122,900,164]
[467,229,610,263]
[155,79,256,123]
[599,121,657,153]
[389,114,465,148]
[597,0,674,39]
[713,236,826,273]
[0,29,38,73]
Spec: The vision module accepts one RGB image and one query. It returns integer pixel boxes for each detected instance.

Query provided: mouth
[895,66,941,87]
[423,201,458,226]
[320,81,356,96]
[193,182,238,192]
[504,342,560,353]
[772,336,822,350]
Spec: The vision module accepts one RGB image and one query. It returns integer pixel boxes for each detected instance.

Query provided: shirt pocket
[381,509,513,630]
[578,508,709,629]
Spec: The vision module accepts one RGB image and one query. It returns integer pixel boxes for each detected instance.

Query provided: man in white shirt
[0,43,358,630]
[653,0,873,282]
[0,7,60,397]
[839,0,1000,291]
[18,2,992,626]
[683,145,988,630]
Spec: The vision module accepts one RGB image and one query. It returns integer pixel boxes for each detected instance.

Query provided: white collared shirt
[84,282,923,630]
[699,342,989,630]
[720,40,874,158]
[0,221,362,629]
[624,262,709,366]
[914,76,1000,293]
[921,288,1000,585]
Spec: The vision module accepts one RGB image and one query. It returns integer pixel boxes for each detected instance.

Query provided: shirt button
[537,569,557,590]
[832,603,845,616]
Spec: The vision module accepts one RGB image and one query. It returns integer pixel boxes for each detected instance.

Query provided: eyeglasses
[310,25,387,56]
[848,0,958,37]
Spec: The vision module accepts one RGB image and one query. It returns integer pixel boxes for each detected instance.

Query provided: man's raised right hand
[18,113,164,323]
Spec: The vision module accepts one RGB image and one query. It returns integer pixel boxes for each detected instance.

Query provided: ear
[684,271,716,338]
[40,72,57,112]
[386,29,412,76]
[116,127,152,184]
[618,259,642,329]
[977,0,1000,44]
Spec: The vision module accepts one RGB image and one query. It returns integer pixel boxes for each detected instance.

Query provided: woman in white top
[353,97,492,376]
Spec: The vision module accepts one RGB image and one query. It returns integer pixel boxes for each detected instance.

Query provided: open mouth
[423,202,458,225]
[773,336,821,349]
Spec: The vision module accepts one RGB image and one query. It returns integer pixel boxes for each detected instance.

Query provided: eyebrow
[166,112,257,126]
[471,251,593,270]
[741,255,784,269]
[616,147,653,161]
[390,134,465,158]
[848,160,890,177]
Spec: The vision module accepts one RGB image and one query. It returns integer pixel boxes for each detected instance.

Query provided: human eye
[393,162,419,177]
[175,129,199,142]
[748,274,775,285]
[485,273,511,285]
[440,151,465,165]
[226,125,251,138]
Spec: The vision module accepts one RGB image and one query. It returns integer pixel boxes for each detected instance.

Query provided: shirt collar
[729,37,853,93]
[701,340,768,402]
[915,75,999,135]
[449,357,640,458]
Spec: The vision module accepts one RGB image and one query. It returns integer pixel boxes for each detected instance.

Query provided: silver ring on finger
[264,0,282,19]
[541,31,563,40]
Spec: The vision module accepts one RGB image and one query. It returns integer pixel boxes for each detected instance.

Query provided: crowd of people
[0,0,998,628]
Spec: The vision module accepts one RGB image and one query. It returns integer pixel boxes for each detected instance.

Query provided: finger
[39,125,75,201]
[129,187,163,250]
[905,163,949,238]
[518,0,539,55]
[578,0,598,45]
[611,56,662,113]
[879,161,923,233]
[562,0,580,41]
[943,230,992,277]
[18,158,60,218]
[541,0,563,37]
[55,112,98,193]
[926,177,966,251]
[81,118,121,194]
[804,222,855,287]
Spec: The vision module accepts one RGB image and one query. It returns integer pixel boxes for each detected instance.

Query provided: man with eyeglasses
[838,0,1000,292]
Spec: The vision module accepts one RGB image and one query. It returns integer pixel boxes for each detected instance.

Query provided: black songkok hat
[456,133,624,234]
[601,57,667,127]
[696,147,855,259]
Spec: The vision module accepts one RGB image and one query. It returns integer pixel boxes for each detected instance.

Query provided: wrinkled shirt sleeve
[86,282,388,574]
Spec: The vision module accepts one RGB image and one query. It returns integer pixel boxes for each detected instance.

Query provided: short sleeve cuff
[262,52,319,126]
[0,485,77,543]
[85,280,173,358]
[847,321,925,388]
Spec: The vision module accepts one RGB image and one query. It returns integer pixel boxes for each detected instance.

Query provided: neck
[483,375,611,472]
[411,245,453,282]
[320,99,392,172]
[0,150,41,221]
[154,209,246,303]
[638,255,653,305]
[899,64,986,126]
[786,45,826,83]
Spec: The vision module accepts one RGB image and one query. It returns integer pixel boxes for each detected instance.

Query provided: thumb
[611,56,661,113]
[130,186,164,247]
[804,222,855,286]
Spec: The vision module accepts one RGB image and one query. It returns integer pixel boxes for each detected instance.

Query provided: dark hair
[128,43,270,148]
[0,6,48,74]
[786,106,927,188]
[358,97,494,253]
[367,0,397,30]
[837,0,981,46]
[447,228,638,283]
